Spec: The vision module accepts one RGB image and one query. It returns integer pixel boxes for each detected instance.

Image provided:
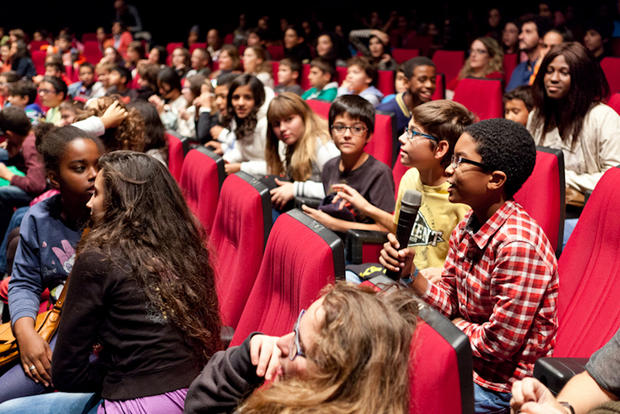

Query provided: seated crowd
[0,5,618,414]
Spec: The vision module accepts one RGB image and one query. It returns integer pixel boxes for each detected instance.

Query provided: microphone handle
[385,207,418,280]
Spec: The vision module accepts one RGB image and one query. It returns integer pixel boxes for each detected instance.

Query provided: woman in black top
[9,40,36,80]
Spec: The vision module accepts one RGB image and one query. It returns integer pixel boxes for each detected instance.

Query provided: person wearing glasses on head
[334,100,474,283]
[184,282,419,414]
[381,118,559,414]
[301,95,395,234]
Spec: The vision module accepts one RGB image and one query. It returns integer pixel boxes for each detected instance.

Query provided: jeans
[0,207,28,274]
[562,218,579,250]
[0,186,32,239]
[474,383,511,414]
[0,391,100,414]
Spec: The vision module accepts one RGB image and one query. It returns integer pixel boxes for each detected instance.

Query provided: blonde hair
[266,92,331,181]
[458,36,504,79]
[240,283,419,414]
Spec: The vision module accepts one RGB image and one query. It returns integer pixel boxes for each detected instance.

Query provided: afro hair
[464,118,536,198]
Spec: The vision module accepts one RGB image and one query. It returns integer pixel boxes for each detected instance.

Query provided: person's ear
[434,140,449,161]
[292,71,299,81]
[48,170,61,190]
[487,170,507,192]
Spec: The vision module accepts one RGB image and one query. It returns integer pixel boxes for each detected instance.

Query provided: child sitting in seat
[274,58,303,96]
[337,56,383,107]
[302,95,394,232]
[7,80,45,124]
[379,63,409,103]
[301,57,338,102]
[105,65,137,102]
[503,85,533,127]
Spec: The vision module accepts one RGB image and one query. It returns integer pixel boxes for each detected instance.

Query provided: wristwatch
[558,401,575,414]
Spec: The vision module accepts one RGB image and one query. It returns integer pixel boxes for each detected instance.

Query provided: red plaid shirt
[421,201,558,393]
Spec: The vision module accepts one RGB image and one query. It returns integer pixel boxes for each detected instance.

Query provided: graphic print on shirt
[407,212,444,247]
[51,239,76,274]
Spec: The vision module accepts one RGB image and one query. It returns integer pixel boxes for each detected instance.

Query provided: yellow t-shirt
[394,168,470,269]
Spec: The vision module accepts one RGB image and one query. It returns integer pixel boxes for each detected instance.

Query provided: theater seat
[432,73,446,100]
[83,41,103,66]
[608,93,620,115]
[514,147,565,256]
[392,48,420,64]
[300,63,311,91]
[377,70,395,97]
[267,45,284,61]
[600,57,620,94]
[166,131,185,182]
[432,50,465,86]
[230,209,345,346]
[179,147,225,236]
[410,301,474,414]
[503,53,519,86]
[306,99,331,119]
[336,66,347,84]
[453,78,503,120]
[369,111,396,167]
[270,61,279,85]
[210,172,272,328]
[189,42,206,53]
[32,50,46,75]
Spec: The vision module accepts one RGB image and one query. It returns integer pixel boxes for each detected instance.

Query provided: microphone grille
[402,189,422,208]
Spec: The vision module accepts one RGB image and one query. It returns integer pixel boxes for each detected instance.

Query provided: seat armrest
[346,229,388,264]
[294,196,321,209]
[533,357,589,395]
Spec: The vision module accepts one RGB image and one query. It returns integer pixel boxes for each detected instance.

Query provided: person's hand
[224,162,241,175]
[510,378,566,414]
[419,267,443,283]
[0,163,14,182]
[194,92,214,110]
[205,141,223,155]
[370,29,390,45]
[270,179,294,209]
[249,335,281,381]
[301,204,337,229]
[340,79,352,91]
[381,53,392,63]
[179,107,190,121]
[332,183,370,216]
[100,100,128,129]
[18,330,53,387]
[210,125,224,139]
[148,95,165,113]
[379,232,414,278]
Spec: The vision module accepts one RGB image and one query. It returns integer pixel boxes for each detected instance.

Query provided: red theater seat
[179,147,225,236]
[29,40,48,52]
[210,172,272,328]
[300,63,311,91]
[336,66,347,84]
[368,111,395,167]
[230,209,345,346]
[267,45,284,61]
[81,33,97,42]
[270,61,279,84]
[432,50,465,86]
[453,78,503,120]
[392,48,420,64]
[83,41,103,65]
[601,57,620,94]
[189,42,207,53]
[503,53,519,86]
[608,93,620,115]
[166,131,185,182]
[32,50,46,75]
[377,70,395,97]
[432,73,446,100]
[306,99,330,119]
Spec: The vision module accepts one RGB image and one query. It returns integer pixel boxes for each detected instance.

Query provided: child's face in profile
[277,65,297,86]
[308,67,328,89]
[445,133,490,207]
[394,71,409,94]
[398,116,439,169]
[330,113,369,157]
[504,99,529,126]
[60,108,76,126]
[345,65,371,94]
[214,85,229,114]
[7,94,28,108]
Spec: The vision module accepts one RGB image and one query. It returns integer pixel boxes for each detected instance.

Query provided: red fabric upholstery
[270,61,279,85]
[32,50,46,75]
[336,66,347,84]
[210,172,271,328]
[231,210,344,346]
[432,73,446,100]
[377,70,395,97]
[392,48,420,64]
[453,78,503,120]
[81,33,97,42]
[514,147,565,254]
[223,34,234,44]
[28,40,48,52]
[83,41,103,65]
[166,42,183,55]
[300,63,311,91]
[189,42,206,53]
[553,167,620,358]
[267,45,284,61]
[166,132,184,182]
[367,112,394,166]
[179,148,222,236]
[306,99,330,119]
[601,57,620,94]
[503,53,519,86]
[392,156,410,195]
[608,93,620,115]
[432,50,465,86]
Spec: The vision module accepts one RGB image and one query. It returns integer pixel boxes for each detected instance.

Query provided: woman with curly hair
[77,96,146,152]
[446,36,504,95]
[185,282,418,414]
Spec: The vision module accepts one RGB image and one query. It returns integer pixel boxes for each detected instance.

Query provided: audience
[242,46,274,89]
[301,57,338,102]
[504,85,534,126]
[447,37,503,97]
[337,56,384,106]
[38,76,67,125]
[506,15,552,92]
[7,80,45,124]
[349,29,398,71]
[67,62,95,102]
[274,58,303,95]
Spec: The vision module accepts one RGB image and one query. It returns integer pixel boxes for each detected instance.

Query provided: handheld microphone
[385,189,422,280]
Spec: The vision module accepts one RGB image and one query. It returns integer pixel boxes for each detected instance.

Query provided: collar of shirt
[464,200,517,250]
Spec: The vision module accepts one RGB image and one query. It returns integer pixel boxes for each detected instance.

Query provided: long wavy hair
[530,41,609,150]
[223,74,265,141]
[79,151,221,362]
[458,36,504,79]
[77,96,146,152]
[265,92,331,181]
[240,283,419,414]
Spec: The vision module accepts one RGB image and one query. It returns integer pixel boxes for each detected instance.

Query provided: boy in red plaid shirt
[381,118,559,413]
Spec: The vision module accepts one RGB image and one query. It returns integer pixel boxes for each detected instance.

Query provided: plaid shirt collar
[464,200,518,251]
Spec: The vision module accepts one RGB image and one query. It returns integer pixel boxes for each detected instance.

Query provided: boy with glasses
[381,118,559,413]
[302,95,394,232]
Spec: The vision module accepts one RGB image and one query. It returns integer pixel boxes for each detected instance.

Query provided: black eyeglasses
[404,127,438,142]
[289,309,306,361]
[330,124,367,136]
[450,154,488,170]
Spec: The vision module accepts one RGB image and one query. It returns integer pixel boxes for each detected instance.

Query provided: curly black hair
[464,118,536,198]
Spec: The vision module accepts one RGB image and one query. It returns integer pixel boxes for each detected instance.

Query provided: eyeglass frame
[404,126,438,142]
[330,124,368,136]
[289,308,307,361]
[450,154,489,171]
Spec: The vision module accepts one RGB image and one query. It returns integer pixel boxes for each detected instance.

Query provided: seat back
[83,41,103,65]
[377,70,395,97]
[431,73,446,100]
[608,93,620,115]
[210,172,272,328]
[453,78,503,120]
[189,42,207,53]
[392,48,420,64]
[601,57,620,94]
[410,303,474,414]
[392,156,410,195]
[554,167,620,358]
[29,40,48,52]
[432,50,465,85]
[179,147,225,236]
[166,131,185,182]
[300,63,311,91]
[306,99,331,119]
[166,42,184,66]
[503,53,519,86]
[270,61,279,84]
[81,33,97,42]
[369,111,395,167]
[231,209,345,346]
[514,147,565,255]
[336,66,347,84]
[32,50,46,75]
[267,45,284,61]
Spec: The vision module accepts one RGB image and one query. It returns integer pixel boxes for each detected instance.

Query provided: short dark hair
[9,80,37,104]
[519,14,553,39]
[503,85,534,111]
[78,62,95,73]
[0,106,31,136]
[45,60,65,74]
[215,72,239,87]
[346,56,378,86]
[157,66,182,91]
[329,95,375,134]
[279,58,301,75]
[111,65,132,85]
[310,57,336,81]
[402,56,435,79]
[464,118,536,198]
[41,76,68,99]
[0,71,20,83]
